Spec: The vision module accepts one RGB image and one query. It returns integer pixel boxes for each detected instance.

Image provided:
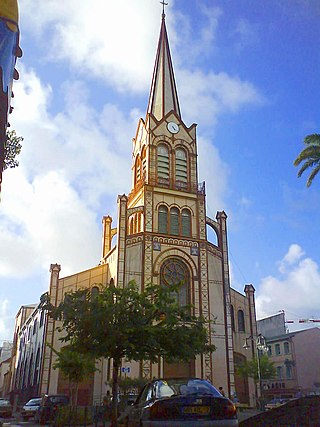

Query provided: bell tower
[113,9,235,392]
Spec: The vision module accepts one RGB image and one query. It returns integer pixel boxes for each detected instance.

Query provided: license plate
[183,406,210,415]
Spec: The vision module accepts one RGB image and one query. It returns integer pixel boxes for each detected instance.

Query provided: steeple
[146,12,181,121]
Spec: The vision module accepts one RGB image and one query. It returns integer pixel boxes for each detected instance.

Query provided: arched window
[230,304,235,331]
[170,207,180,235]
[128,216,134,235]
[160,258,190,306]
[158,205,168,234]
[141,147,147,180]
[238,309,245,332]
[157,144,170,184]
[137,213,141,232]
[33,348,40,385]
[175,148,187,188]
[181,209,191,237]
[135,155,141,185]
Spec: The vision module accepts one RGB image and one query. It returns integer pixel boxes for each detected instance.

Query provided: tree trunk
[111,358,120,427]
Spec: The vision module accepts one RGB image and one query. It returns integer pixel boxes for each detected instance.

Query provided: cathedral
[9,11,258,407]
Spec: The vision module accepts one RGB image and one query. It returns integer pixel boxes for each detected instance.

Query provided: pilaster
[40,263,61,395]
[216,211,235,397]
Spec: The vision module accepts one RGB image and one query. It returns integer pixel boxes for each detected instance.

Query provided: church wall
[124,241,143,287]
[230,288,257,405]
[206,250,229,390]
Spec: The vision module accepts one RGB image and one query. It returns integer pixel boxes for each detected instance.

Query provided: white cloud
[20,0,160,93]
[278,243,305,273]
[178,69,264,127]
[198,136,230,213]
[256,246,320,323]
[1,66,141,281]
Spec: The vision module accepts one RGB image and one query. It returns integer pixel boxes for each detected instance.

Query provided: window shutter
[181,209,191,237]
[170,207,179,235]
[158,206,168,233]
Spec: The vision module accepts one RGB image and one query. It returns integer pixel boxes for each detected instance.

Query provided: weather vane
[160,0,168,17]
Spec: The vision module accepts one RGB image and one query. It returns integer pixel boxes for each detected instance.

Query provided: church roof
[146,12,181,121]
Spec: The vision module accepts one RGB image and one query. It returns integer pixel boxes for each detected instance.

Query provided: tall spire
[146,11,181,121]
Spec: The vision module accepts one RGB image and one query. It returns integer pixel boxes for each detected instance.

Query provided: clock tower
[100,12,241,393]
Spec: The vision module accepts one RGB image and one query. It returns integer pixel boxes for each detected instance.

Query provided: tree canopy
[294,133,320,187]
[4,129,23,170]
[42,280,215,425]
[236,354,276,383]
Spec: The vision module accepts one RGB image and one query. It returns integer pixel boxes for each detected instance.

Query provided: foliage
[42,280,215,425]
[294,133,320,187]
[236,354,276,383]
[51,345,97,406]
[4,130,23,170]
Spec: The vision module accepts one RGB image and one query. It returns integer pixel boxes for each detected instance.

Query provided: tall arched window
[238,309,245,332]
[170,207,180,235]
[160,258,190,306]
[230,304,235,331]
[158,205,168,234]
[135,155,141,184]
[181,209,191,237]
[33,348,40,385]
[175,148,187,188]
[157,144,170,184]
[141,147,147,180]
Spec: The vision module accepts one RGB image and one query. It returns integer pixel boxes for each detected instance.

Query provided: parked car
[21,397,42,421]
[0,398,12,418]
[36,394,69,424]
[265,398,289,410]
[118,377,238,426]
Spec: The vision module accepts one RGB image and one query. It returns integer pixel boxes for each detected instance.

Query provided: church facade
[9,13,258,407]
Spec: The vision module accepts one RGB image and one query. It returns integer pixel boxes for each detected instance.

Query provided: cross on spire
[160,0,168,18]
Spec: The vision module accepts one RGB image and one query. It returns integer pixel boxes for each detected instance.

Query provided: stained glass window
[160,258,189,306]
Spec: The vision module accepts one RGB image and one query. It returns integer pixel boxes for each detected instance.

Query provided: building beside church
[8,11,258,407]
[258,313,320,399]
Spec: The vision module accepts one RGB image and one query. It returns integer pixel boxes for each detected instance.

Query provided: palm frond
[304,134,320,146]
[294,146,320,166]
[307,165,320,187]
[297,159,320,177]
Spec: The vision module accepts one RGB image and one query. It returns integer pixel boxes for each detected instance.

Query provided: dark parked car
[36,394,69,424]
[118,377,238,426]
[21,397,42,421]
[0,398,12,418]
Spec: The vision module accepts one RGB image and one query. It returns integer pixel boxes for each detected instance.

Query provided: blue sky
[1,0,320,341]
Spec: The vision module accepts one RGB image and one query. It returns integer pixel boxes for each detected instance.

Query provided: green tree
[4,130,23,170]
[50,345,97,406]
[236,354,276,383]
[294,133,320,187]
[43,281,215,426]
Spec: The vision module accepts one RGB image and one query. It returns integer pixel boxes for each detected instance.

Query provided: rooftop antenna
[160,0,168,18]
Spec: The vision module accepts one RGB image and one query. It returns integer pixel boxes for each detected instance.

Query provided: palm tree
[294,134,320,187]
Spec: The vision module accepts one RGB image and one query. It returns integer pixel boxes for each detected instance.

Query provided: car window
[163,379,221,397]
[157,382,175,398]
[26,399,41,406]
[0,400,10,405]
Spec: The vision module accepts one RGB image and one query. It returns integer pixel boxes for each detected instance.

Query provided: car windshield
[26,399,41,406]
[157,379,221,398]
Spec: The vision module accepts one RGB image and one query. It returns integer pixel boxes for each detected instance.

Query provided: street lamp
[243,334,268,409]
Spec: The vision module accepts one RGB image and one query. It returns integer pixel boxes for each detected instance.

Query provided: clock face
[167,121,179,134]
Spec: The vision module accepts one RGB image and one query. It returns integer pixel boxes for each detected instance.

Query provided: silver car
[21,397,42,421]
[118,378,238,426]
